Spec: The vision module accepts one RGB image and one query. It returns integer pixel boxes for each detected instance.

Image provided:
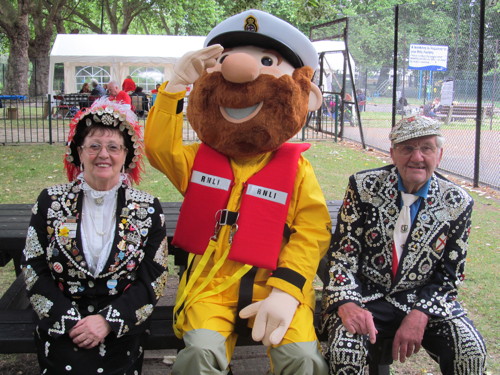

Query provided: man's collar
[396,172,431,199]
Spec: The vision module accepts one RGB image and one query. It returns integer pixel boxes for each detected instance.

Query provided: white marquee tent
[48,34,355,94]
[48,34,206,94]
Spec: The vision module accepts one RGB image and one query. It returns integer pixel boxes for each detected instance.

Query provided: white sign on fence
[409,44,449,71]
[440,80,454,106]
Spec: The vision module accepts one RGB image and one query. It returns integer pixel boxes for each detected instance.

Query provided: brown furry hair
[187,66,314,158]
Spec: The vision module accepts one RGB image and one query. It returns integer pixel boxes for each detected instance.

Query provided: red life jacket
[172,142,309,270]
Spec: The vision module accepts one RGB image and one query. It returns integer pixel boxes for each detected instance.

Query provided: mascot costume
[145,9,332,375]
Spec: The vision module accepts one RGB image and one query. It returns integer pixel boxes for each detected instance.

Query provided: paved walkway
[143,346,270,375]
[342,124,500,189]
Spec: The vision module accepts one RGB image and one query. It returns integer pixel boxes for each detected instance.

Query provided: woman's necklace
[83,190,117,236]
[80,176,123,206]
[88,189,107,206]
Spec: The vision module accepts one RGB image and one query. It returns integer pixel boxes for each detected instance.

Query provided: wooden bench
[435,103,494,123]
[0,200,393,374]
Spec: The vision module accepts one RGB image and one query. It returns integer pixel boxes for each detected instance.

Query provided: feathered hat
[64,98,144,184]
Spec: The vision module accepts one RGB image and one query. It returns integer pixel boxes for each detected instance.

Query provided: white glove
[239,288,299,346]
[166,44,224,93]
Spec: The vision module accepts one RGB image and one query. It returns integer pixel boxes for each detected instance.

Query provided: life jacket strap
[234,266,257,336]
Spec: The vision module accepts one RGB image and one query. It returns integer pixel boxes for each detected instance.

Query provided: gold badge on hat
[244,15,258,32]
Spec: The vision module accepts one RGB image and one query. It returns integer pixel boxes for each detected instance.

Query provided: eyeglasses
[395,144,438,156]
[81,143,127,156]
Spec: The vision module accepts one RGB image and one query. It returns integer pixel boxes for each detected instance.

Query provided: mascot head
[187,9,322,159]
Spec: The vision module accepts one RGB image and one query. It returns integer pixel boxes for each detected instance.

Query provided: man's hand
[166,44,224,92]
[69,315,112,349]
[392,309,429,363]
[337,302,378,344]
[239,288,299,346]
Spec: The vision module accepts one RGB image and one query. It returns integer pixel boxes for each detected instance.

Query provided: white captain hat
[204,9,318,69]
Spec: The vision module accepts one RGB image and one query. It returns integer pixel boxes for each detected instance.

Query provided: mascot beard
[187,66,315,159]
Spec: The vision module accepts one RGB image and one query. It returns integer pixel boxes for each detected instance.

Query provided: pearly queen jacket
[144,89,332,311]
[21,180,169,338]
[321,164,474,322]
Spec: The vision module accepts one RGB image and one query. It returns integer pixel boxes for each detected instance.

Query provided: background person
[90,79,106,97]
[122,75,136,94]
[130,86,149,117]
[21,98,169,374]
[79,82,91,94]
[321,116,486,374]
[107,80,132,108]
[422,98,440,118]
[397,96,409,115]
[356,89,366,112]
[150,83,161,94]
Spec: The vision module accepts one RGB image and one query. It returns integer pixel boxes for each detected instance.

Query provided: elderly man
[89,79,106,97]
[107,80,131,108]
[321,116,486,375]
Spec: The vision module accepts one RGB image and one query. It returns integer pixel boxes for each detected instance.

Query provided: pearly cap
[389,116,442,144]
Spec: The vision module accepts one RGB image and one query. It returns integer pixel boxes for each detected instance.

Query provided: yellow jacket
[145,88,331,310]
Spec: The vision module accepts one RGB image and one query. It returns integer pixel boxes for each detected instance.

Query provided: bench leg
[369,363,390,375]
[368,337,393,375]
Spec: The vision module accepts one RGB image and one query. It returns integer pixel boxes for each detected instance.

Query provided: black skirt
[34,327,148,375]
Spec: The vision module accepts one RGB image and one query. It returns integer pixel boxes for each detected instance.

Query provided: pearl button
[88,305,95,313]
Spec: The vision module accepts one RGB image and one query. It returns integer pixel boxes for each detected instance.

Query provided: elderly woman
[21,98,169,374]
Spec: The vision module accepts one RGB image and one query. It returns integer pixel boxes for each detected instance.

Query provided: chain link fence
[338,0,499,189]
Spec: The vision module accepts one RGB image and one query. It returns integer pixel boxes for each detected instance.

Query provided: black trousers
[325,300,487,375]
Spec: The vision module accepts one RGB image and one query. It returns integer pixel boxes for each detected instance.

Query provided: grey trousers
[171,328,328,375]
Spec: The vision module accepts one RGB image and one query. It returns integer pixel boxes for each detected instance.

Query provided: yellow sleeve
[266,156,332,308]
[144,85,199,194]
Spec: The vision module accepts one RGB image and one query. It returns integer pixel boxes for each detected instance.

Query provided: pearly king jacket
[21,180,169,338]
[322,164,473,321]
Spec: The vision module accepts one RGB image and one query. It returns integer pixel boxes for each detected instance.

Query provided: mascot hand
[166,44,224,92]
[239,288,299,346]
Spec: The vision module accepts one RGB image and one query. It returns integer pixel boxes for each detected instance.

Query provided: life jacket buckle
[229,223,238,244]
[211,209,239,241]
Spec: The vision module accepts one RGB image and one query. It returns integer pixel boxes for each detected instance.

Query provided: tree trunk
[5,24,30,95]
[28,33,53,96]
[28,55,51,96]
[376,66,391,87]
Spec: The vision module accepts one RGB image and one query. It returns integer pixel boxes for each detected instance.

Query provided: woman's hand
[69,315,112,349]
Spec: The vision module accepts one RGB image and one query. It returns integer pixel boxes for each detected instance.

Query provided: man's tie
[392,192,419,278]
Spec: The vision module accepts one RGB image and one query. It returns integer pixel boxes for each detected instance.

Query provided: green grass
[0,141,498,372]
[0,141,385,204]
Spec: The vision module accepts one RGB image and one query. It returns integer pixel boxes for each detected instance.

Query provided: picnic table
[435,103,495,123]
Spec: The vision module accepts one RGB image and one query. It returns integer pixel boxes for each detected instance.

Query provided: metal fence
[0,95,332,145]
[1,0,498,189]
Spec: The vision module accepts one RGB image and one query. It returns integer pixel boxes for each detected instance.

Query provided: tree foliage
[0,0,498,95]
